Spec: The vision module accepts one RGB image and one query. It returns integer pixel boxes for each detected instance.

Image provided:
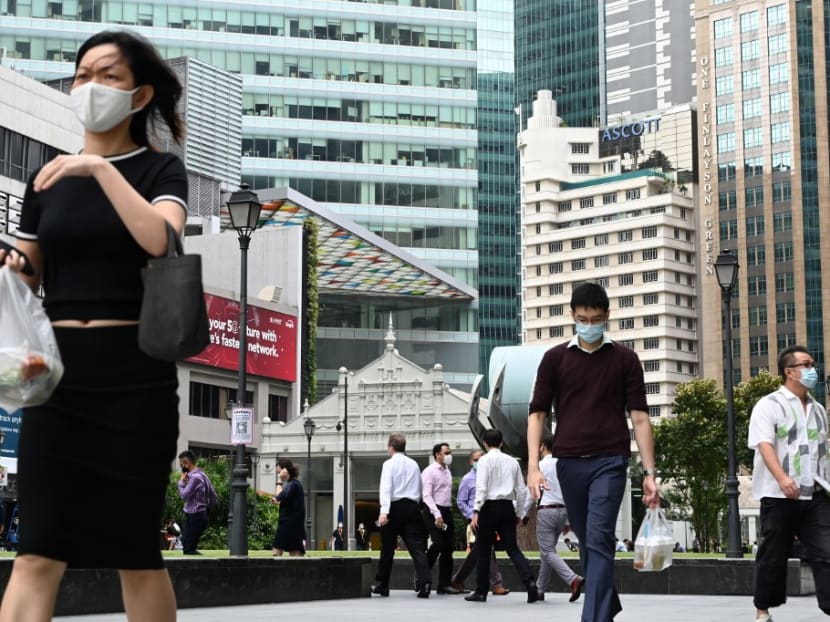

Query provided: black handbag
[138,223,210,361]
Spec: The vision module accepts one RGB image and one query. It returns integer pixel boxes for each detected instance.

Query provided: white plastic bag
[633,507,673,572]
[0,266,63,406]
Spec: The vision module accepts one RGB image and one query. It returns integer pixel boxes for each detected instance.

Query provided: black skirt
[17,325,179,569]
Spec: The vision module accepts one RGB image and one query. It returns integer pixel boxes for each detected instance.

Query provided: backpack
[198,471,218,512]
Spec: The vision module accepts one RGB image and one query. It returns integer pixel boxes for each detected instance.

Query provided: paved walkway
[56,592,821,622]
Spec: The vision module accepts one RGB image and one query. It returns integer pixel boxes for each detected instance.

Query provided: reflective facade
[695,0,830,402]
[476,0,518,388]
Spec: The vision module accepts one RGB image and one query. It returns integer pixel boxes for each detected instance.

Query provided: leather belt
[538,503,566,509]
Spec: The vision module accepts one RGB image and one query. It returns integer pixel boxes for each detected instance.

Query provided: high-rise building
[0,0,482,389]
[515,1,697,128]
[694,0,830,401]
[476,0,519,388]
[519,90,698,419]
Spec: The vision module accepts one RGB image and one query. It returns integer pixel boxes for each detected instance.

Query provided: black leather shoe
[417,582,431,598]
[371,585,389,597]
[526,582,539,603]
[437,586,463,595]
[465,593,487,602]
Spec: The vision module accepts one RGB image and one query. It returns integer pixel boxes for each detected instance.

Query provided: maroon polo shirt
[528,340,649,458]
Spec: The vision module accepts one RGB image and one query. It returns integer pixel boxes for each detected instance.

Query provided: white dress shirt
[539,454,566,505]
[474,447,527,516]
[379,451,423,514]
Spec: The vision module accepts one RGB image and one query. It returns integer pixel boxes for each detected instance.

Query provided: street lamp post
[226,183,263,557]
[303,404,316,548]
[336,366,350,551]
[715,249,743,559]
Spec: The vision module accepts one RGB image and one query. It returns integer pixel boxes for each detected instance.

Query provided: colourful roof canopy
[220,187,476,301]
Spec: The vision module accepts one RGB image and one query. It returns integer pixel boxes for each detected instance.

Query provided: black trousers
[475,500,532,596]
[376,499,431,588]
[426,505,455,587]
[754,494,830,614]
[182,510,208,554]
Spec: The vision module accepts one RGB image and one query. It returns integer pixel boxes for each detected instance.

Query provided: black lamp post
[715,249,743,559]
[303,403,316,548]
[226,183,263,557]
[336,366,350,551]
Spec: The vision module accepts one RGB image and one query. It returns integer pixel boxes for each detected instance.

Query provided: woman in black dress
[0,30,186,621]
[272,460,306,557]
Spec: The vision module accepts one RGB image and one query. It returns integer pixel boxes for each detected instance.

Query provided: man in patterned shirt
[749,345,830,622]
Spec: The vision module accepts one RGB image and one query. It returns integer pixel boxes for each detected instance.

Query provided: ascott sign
[601,117,661,142]
[186,293,298,382]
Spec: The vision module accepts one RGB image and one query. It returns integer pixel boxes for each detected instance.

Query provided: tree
[733,369,782,469]
[654,378,728,552]
[638,149,674,172]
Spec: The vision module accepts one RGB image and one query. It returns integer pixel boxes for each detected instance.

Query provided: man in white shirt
[748,345,830,622]
[373,433,432,598]
[465,428,537,604]
[536,436,583,602]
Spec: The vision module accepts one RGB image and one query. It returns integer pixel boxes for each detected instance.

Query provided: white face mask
[442,454,453,467]
[70,82,143,133]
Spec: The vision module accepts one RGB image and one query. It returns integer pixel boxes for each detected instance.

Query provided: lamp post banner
[186,293,298,382]
[231,405,254,445]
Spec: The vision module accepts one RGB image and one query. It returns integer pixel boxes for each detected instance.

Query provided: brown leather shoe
[569,576,584,602]
[491,586,510,596]
[450,581,469,593]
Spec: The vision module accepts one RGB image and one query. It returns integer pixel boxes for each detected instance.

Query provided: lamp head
[226,183,263,236]
[715,249,739,293]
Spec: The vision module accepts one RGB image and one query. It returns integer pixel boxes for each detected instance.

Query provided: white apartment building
[518,90,699,419]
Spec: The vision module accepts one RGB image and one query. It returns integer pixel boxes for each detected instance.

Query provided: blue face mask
[575,321,605,344]
[799,367,818,389]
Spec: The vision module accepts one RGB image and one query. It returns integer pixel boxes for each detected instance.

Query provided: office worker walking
[465,429,537,604]
[372,433,432,598]
[422,442,462,594]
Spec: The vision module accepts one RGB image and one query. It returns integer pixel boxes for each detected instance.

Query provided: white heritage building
[258,319,483,551]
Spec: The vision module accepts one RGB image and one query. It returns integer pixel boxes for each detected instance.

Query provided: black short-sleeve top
[16,147,188,322]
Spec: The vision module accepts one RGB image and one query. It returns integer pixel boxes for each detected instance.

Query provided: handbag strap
[164,222,184,258]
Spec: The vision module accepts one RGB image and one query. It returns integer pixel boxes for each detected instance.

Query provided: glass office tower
[476,0,518,387]
[695,0,830,402]
[0,0,482,389]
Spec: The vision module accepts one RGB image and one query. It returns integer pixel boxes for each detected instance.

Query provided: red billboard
[186,293,298,382]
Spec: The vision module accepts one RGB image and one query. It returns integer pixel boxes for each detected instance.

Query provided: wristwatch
[642,468,656,477]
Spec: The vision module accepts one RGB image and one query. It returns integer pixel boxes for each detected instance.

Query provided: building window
[649,406,661,417]
[644,338,660,350]
[571,143,590,154]
[534,224,541,234]
[774,241,793,263]
[536,308,543,318]
[772,151,792,170]
[535,181,541,191]
[572,259,586,271]
[743,97,762,119]
[776,302,796,324]
[618,230,633,242]
[643,293,659,305]
[748,275,767,296]
[594,233,609,246]
[771,122,790,143]
[746,215,765,237]
[719,161,737,181]
[594,255,609,267]
[644,382,660,395]
[769,62,789,84]
[549,241,563,253]
[268,394,289,423]
[536,329,543,339]
[717,131,736,152]
[597,277,609,288]
[644,360,660,372]
[642,248,658,261]
[719,219,738,241]
[768,32,788,55]
[773,212,792,232]
[619,318,634,330]
[580,197,594,208]
[572,163,590,174]
[549,283,564,295]
[714,17,733,39]
[549,326,564,338]
[749,335,770,357]
[550,262,563,274]
[558,201,572,212]
[625,188,641,200]
[550,304,564,316]
[643,270,659,283]
[740,10,759,32]
[715,46,733,67]
[741,39,760,61]
[643,315,659,327]
[620,340,636,349]
[602,192,617,205]
[744,126,763,148]
[619,296,634,308]
[767,4,787,26]
[718,190,738,211]
[618,252,633,264]
[716,75,734,96]
[745,156,763,178]
[746,245,766,266]
[717,103,736,124]
[535,244,542,255]
[770,92,790,114]
[618,273,634,286]
[571,238,586,250]
[749,305,768,326]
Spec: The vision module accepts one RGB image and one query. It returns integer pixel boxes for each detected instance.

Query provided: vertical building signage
[699,55,716,276]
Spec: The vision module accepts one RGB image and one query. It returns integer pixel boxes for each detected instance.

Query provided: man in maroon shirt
[526,282,660,622]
